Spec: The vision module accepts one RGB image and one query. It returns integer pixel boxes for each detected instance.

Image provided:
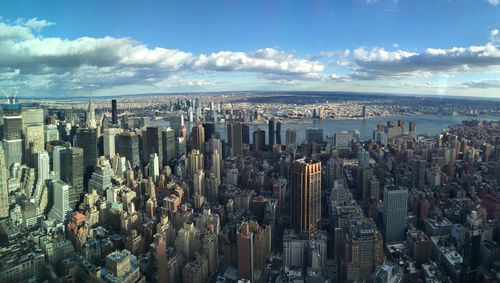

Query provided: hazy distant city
[1,1,500,283]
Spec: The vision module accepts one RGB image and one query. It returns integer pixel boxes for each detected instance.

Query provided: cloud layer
[0,17,499,97]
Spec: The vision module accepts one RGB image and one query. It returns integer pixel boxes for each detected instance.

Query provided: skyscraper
[190,124,205,153]
[48,180,71,222]
[0,147,9,218]
[286,129,297,146]
[103,128,122,158]
[111,99,118,125]
[203,122,216,141]
[149,153,160,181]
[383,186,408,243]
[162,127,176,164]
[86,95,97,129]
[290,158,322,238]
[2,96,23,169]
[252,129,266,152]
[237,221,272,282]
[117,131,140,168]
[63,147,84,209]
[306,128,323,144]
[275,120,282,145]
[268,118,275,147]
[144,126,163,166]
[76,128,98,188]
[227,122,243,156]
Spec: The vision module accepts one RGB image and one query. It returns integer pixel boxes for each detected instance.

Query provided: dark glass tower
[111,99,118,125]
[144,126,163,166]
[76,128,97,189]
[268,118,275,147]
[242,123,250,145]
[162,128,176,164]
[118,132,140,168]
[275,120,282,145]
[61,146,84,209]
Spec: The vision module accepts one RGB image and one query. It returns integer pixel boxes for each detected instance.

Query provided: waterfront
[151,113,500,144]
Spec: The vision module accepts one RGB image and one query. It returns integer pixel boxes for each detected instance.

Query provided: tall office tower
[362,105,367,118]
[206,137,222,156]
[203,122,216,141]
[290,158,322,238]
[193,169,205,196]
[52,145,66,179]
[252,129,266,152]
[325,157,343,190]
[397,119,405,134]
[237,221,272,282]
[190,123,205,153]
[411,159,426,189]
[144,126,163,166]
[357,166,373,201]
[408,121,417,139]
[161,127,176,164]
[0,147,9,218]
[48,180,71,222]
[88,164,113,196]
[149,153,160,181]
[64,147,84,209]
[227,121,243,156]
[201,231,219,277]
[2,96,23,169]
[306,128,324,144]
[86,95,97,129]
[76,128,97,188]
[111,99,118,125]
[242,123,250,145]
[194,97,202,120]
[22,107,44,165]
[275,120,282,144]
[268,118,275,147]
[210,149,221,186]
[358,148,370,166]
[383,186,408,243]
[103,128,122,158]
[36,151,50,184]
[169,114,184,133]
[117,131,140,168]
[188,149,204,177]
[286,129,298,146]
[45,124,59,143]
[461,210,482,282]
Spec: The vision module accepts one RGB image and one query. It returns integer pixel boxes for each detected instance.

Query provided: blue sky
[0,0,500,97]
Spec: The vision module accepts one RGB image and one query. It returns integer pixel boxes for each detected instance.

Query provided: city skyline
[0,1,500,98]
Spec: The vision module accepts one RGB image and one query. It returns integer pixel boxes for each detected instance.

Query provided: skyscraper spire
[86,87,96,129]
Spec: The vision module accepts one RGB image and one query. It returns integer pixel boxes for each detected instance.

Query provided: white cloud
[487,0,500,6]
[19,18,55,31]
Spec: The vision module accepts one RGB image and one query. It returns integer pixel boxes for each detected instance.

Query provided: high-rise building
[2,96,23,169]
[103,128,122,158]
[242,123,250,145]
[169,114,184,133]
[461,210,482,282]
[203,122,216,141]
[86,96,97,129]
[237,221,272,282]
[162,127,176,164]
[411,159,426,189]
[49,180,71,222]
[117,131,140,168]
[275,120,282,145]
[76,128,97,188]
[149,153,160,181]
[191,123,205,153]
[227,122,243,156]
[252,129,266,152]
[62,147,84,209]
[268,118,275,147]
[383,186,408,243]
[0,147,9,218]
[306,128,323,144]
[290,158,322,238]
[188,149,204,178]
[144,126,163,166]
[111,99,118,125]
[286,129,297,146]
[36,151,50,185]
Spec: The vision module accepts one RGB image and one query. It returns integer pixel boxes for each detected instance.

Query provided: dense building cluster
[0,94,499,283]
